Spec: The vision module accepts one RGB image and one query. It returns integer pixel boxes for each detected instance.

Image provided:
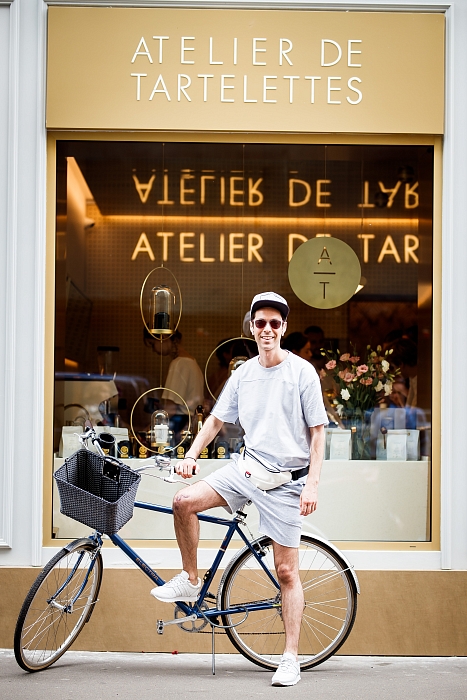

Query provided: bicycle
[14,425,359,675]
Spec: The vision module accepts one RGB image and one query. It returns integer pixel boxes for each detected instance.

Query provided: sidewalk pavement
[1,650,466,700]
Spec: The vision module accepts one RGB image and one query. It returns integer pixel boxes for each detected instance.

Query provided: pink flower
[349,356,360,363]
[340,353,350,362]
[325,360,336,370]
[356,364,368,376]
[360,377,373,386]
[344,372,355,383]
[338,370,346,379]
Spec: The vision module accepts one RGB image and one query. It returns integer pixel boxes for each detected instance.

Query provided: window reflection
[53,141,433,542]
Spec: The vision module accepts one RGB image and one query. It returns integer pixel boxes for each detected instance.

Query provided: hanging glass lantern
[150,285,175,335]
[151,408,170,449]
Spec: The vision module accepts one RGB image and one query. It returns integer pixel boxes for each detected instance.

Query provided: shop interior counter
[52,457,430,543]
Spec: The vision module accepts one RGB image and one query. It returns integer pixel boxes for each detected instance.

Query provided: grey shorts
[202,461,306,548]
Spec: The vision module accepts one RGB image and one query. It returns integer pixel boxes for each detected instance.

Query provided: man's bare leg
[272,542,303,658]
[173,481,227,584]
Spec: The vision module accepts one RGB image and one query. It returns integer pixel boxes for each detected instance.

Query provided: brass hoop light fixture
[130,386,191,455]
[204,336,256,401]
[139,265,183,341]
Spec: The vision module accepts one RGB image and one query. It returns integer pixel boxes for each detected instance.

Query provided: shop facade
[0,0,466,655]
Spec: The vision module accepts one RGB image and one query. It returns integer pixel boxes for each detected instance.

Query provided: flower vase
[345,410,373,460]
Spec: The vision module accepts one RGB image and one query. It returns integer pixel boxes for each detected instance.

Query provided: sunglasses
[253,318,283,330]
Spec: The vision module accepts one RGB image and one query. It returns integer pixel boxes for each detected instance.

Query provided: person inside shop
[282,331,312,361]
[151,292,327,687]
[206,338,235,400]
[304,325,326,373]
[145,328,205,437]
[388,337,418,408]
[298,326,342,426]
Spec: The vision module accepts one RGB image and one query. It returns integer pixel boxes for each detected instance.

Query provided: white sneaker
[271,653,301,686]
[150,571,201,603]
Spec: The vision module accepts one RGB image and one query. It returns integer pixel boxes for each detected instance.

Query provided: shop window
[52,141,434,543]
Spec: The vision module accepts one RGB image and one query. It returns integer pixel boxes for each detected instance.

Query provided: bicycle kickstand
[211,622,216,676]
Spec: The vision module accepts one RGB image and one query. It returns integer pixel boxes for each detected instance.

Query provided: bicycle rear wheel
[219,534,357,671]
[14,539,103,672]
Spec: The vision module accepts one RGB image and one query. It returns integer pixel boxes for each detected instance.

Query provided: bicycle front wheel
[219,534,357,671]
[14,539,103,672]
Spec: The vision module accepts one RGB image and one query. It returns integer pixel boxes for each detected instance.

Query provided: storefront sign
[47,8,444,133]
[288,237,362,309]
[129,231,420,268]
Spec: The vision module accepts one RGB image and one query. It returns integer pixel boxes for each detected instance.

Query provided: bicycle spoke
[302,569,347,592]
[305,604,348,623]
[302,612,340,640]
[302,614,328,647]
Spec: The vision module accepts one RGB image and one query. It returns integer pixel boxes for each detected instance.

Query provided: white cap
[250,292,289,319]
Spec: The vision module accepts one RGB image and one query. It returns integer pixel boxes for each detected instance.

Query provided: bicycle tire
[219,534,357,671]
[14,538,103,672]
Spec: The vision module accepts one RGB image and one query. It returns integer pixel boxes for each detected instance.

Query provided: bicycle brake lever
[154,454,172,469]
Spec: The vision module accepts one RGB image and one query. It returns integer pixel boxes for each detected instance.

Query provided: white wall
[0,0,46,565]
[0,6,10,549]
[441,0,467,570]
[0,0,466,571]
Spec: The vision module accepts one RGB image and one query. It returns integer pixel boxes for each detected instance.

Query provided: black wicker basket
[54,449,141,535]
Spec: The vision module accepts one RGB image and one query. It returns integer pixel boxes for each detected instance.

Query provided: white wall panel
[442,3,467,570]
[0,0,46,564]
[0,6,9,548]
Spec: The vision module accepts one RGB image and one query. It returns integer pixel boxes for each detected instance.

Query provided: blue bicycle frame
[107,500,280,621]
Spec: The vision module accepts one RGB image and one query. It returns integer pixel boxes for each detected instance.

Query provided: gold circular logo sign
[288,238,361,309]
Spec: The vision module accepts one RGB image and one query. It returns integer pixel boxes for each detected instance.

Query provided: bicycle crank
[174,602,210,632]
[156,613,197,635]
[156,603,210,635]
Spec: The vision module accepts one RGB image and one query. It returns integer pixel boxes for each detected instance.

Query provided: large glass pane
[52,141,433,542]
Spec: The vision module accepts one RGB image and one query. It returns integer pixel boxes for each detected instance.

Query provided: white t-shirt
[211,352,328,471]
[162,356,205,414]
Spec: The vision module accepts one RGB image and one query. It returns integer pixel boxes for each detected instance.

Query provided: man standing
[151,292,327,687]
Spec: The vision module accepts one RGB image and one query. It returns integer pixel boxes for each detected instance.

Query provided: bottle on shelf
[195,404,210,458]
[117,440,132,459]
[151,409,170,452]
[213,438,229,459]
[175,430,193,459]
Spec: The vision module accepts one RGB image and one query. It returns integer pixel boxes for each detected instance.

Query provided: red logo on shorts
[245,471,251,478]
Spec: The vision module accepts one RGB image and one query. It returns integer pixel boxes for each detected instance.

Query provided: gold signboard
[288,237,361,309]
[47,8,444,133]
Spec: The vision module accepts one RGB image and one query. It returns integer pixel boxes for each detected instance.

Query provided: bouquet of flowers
[321,345,397,420]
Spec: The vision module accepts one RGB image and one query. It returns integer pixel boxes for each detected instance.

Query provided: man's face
[298,341,312,361]
[250,307,286,352]
[146,336,172,356]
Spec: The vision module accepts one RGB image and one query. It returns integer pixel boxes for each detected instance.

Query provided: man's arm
[175,414,224,479]
[300,424,325,516]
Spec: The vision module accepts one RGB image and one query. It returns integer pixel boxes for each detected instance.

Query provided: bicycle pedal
[156,619,164,635]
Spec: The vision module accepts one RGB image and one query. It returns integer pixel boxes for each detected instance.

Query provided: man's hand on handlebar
[175,456,199,479]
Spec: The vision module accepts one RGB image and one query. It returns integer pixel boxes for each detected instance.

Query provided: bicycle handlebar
[78,425,172,471]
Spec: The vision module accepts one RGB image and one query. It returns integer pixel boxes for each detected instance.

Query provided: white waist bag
[232,449,292,491]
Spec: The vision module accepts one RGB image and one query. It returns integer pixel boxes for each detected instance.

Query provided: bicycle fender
[304,533,360,594]
[62,538,103,625]
[63,537,99,553]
